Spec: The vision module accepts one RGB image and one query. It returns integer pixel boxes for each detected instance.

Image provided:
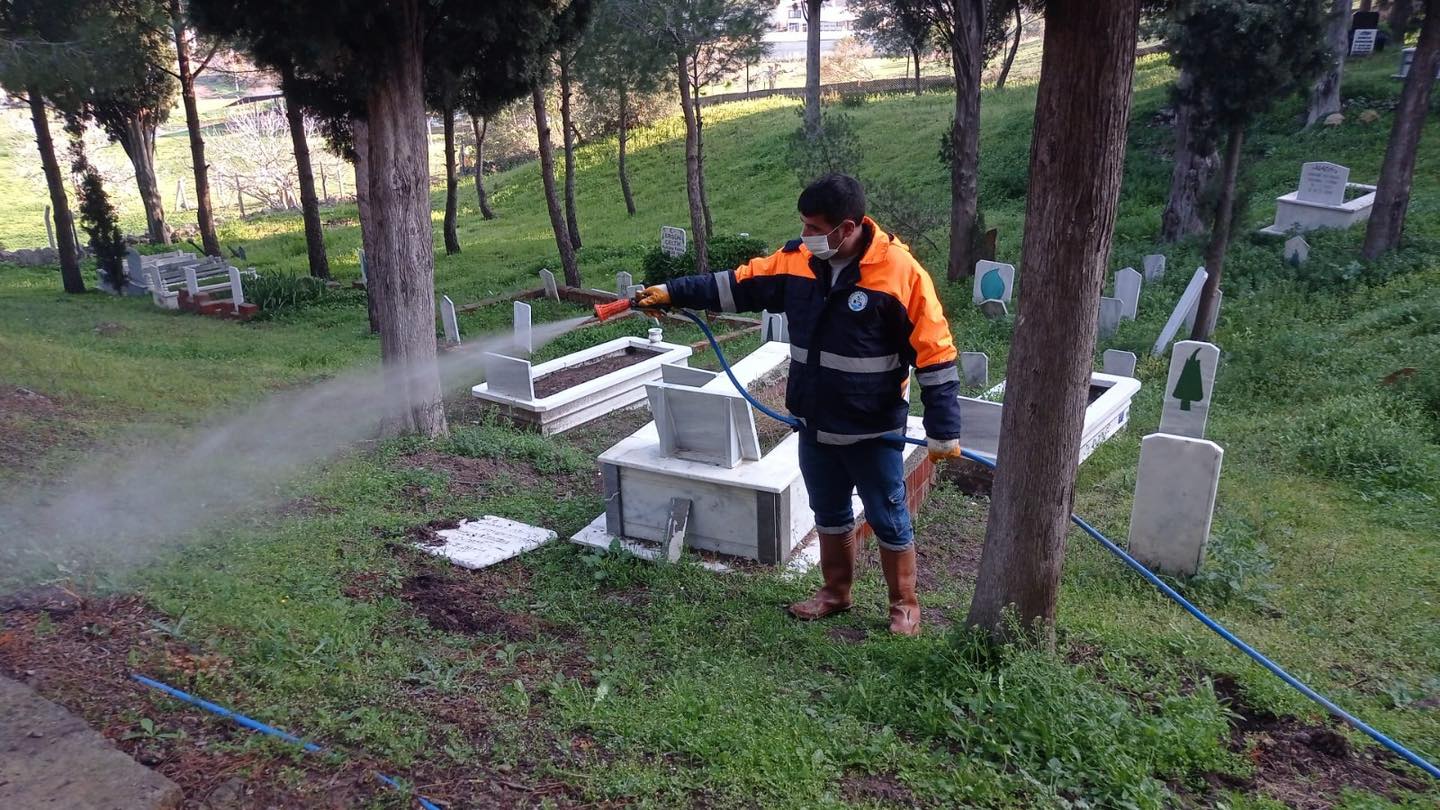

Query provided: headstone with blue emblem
[973,260,1015,306]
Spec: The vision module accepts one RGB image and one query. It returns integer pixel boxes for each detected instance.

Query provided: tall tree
[426,48,464,255]
[192,0,574,438]
[469,113,498,219]
[280,64,331,277]
[1169,0,1330,341]
[922,0,987,281]
[992,1,1024,90]
[967,0,1141,640]
[558,46,584,248]
[851,0,935,96]
[1390,0,1414,38]
[1307,0,1350,126]
[167,0,220,255]
[1362,1,1438,258]
[804,0,823,139]
[534,82,580,285]
[1159,65,1219,241]
[29,91,85,291]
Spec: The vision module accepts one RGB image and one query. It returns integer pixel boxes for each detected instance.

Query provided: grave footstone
[616,271,633,297]
[661,225,687,257]
[1297,161,1349,205]
[978,299,1008,319]
[1127,433,1223,576]
[1102,349,1137,378]
[540,268,559,301]
[441,295,460,346]
[513,300,533,355]
[761,311,789,343]
[973,260,1015,305]
[1284,236,1309,266]
[1158,340,1219,439]
[960,352,988,387]
[1182,290,1222,337]
[1115,267,1142,321]
[1143,254,1166,283]
[1151,268,1208,355]
[417,516,558,570]
[1098,297,1124,340]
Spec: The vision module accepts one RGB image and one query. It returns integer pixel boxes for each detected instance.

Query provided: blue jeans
[798,431,914,551]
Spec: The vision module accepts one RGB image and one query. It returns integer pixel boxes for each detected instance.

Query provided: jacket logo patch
[847,291,868,312]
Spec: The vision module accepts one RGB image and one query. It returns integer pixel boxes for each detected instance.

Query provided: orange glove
[927,437,962,463]
[635,285,670,313]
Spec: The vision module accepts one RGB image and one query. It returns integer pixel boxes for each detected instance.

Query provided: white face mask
[801,223,843,260]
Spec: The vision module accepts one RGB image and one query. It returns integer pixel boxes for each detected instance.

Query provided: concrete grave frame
[958,371,1141,465]
[1259,163,1377,236]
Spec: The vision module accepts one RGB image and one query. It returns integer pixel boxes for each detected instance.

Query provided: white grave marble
[661,225,687,257]
[973,260,1015,305]
[760,311,790,343]
[616,271,633,296]
[1182,290,1222,337]
[1098,297,1124,340]
[1115,267,1142,321]
[1394,47,1440,79]
[1151,268,1208,355]
[1159,340,1219,439]
[1143,254,1166,283]
[513,300,533,355]
[1128,434,1224,576]
[1259,163,1376,236]
[1103,349,1137,378]
[978,300,1009,319]
[441,295,460,346]
[1284,236,1310,265]
[957,372,1141,465]
[1298,162,1349,205]
[418,516,557,570]
[646,381,761,467]
[1350,28,1377,57]
[960,352,988,387]
[540,268,559,301]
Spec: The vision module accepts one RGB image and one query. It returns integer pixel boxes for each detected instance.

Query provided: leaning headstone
[973,260,1015,305]
[1284,236,1309,266]
[616,271,633,297]
[1297,161,1349,205]
[1151,267,1208,356]
[1127,433,1224,576]
[1158,340,1219,439]
[1115,267,1142,321]
[1103,349,1137,378]
[1350,28,1377,57]
[540,268,559,301]
[513,300,533,355]
[960,352,988,387]
[44,206,54,250]
[441,295,461,346]
[1097,297,1124,340]
[760,311,789,343]
[1183,290,1222,337]
[1143,254,1166,283]
[978,299,1009,319]
[661,225,687,257]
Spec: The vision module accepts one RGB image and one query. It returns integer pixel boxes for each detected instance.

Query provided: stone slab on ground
[416,516,558,570]
[0,676,182,809]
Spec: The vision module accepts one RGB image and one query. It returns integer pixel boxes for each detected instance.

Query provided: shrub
[783,108,862,185]
[639,233,770,287]
[244,272,362,319]
[75,169,127,291]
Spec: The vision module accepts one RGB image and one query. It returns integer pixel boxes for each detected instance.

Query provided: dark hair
[797,173,865,228]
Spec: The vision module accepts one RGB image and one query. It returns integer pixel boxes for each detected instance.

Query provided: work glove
[635,284,671,314]
[927,437,963,463]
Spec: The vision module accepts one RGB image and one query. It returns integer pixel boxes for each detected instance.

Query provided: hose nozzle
[593,298,634,323]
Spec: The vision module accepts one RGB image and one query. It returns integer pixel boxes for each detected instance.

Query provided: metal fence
[697,75,954,108]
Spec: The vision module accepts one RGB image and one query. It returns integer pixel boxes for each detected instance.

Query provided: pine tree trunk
[117,118,169,244]
[1191,124,1244,341]
[1160,68,1219,242]
[281,69,331,279]
[945,2,985,281]
[677,52,709,276]
[618,88,636,216]
[1362,4,1439,258]
[470,115,496,220]
[363,7,447,438]
[442,105,461,255]
[912,45,923,95]
[171,2,219,256]
[1389,0,1413,39]
[559,51,582,249]
[353,119,379,335]
[692,66,714,237]
[28,89,83,293]
[1308,0,1350,126]
[996,4,1022,90]
[966,0,1141,641]
[533,85,579,286]
[804,0,823,140]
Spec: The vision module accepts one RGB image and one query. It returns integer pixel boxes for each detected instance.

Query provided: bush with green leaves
[782,108,861,186]
[243,272,363,320]
[75,169,126,292]
[639,233,770,286]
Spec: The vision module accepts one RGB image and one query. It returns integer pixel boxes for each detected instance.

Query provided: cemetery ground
[1,55,1438,808]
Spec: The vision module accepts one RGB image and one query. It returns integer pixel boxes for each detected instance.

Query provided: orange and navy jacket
[667,217,962,445]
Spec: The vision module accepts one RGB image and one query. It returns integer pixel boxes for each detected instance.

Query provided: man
[637,174,963,636]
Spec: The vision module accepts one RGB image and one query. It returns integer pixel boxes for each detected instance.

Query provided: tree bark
[692,63,714,237]
[1308,0,1350,126]
[966,0,1141,640]
[912,45,923,95]
[27,89,83,293]
[559,51,582,249]
[532,84,580,286]
[996,4,1022,90]
[945,2,986,281]
[470,114,496,219]
[353,119,379,335]
[115,118,169,244]
[170,1,219,256]
[677,52,709,276]
[363,3,447,438]
[442,105,461,255]
[618,88,636,215]
[1389,0,1413,39]
[1362,3,1438,259]
[1191,124,1243,341]
[1160,68,1219,242]
[281,69,331,279]
[804,0,823,139]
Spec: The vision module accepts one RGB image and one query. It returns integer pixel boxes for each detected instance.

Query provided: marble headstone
[960,352,988,387]
[1128,433,1224,576]
[1151,268,1208,356]
[1350,28,1377,57]
[616,271,633,296]
[1103,349,1137,378]
[661,225,687,258]
[1158,340,1219,439]
[540,268,559,300]
[646,383,760,468]
[1098,297,1124,340]
[513,300,533,355]
[484,352,534,400]
[1297,162,1349,205]
[1143,254,1166,283]
[1284,236,1309,266]
[1115,267,1142,321]
[1183,290,1222,337]
[973,260,1016,305]
[441,295,460,346]
[760,311,790,343]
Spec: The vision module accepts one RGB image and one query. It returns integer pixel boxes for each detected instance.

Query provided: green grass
[1,47,1438,808]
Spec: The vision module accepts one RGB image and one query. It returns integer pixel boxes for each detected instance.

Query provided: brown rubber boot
[788,531,856,620]
[879,546,921,636]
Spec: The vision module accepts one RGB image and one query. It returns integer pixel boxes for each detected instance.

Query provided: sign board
[661,226,687,258]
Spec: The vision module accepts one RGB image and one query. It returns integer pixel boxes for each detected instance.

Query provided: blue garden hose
[679,307,1440,782]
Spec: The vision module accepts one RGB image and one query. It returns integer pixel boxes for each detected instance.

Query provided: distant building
[763,1,861,60]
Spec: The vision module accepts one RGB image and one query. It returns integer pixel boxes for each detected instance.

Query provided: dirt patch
[747,371,793,454]
[827,626,868,644]
[840,772,917,806]
[0,386,84,475]
[397,449,528,497]
[937,457,995,497]
[275,495,340,519]
[531,346,664,398]
[401,570,554,641]
[405,517,464,547]
[92,321,126,336]
[0,584,85,616]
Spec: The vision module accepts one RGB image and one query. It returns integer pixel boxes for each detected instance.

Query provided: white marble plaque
[1143,254,1166,283]
[1183,289,1222,337]
[1128,433,1223,576]
[540,268,559,300]
[1297,161,1350,205]
[484,353,534,400]
[960,352,988,387]
[1103,349,1137,378]
[646,383,760,467]
[1350,29,1377,57]
[1098,297,1124,340]
[513,300,533,355]
[1115,267,1142,321]
[661,226,687,257]
[1151,267,1208,355]
[1159,340,1219,439]
[418,516,558,570]
[616,271,633,296]
[973,260,1015,305]
[1284,236,1309,265]
[441,295,460,345]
